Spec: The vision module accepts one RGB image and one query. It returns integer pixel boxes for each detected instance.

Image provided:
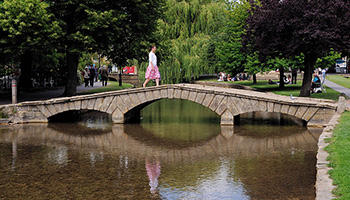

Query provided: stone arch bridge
[0,84,341,127]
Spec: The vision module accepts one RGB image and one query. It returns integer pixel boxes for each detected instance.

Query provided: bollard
[337,94,346,113]
[11,79,17,104]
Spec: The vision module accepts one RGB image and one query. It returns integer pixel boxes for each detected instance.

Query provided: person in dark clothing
[89,65,95,87]
[100,65,109,86]
[82,67,90,87]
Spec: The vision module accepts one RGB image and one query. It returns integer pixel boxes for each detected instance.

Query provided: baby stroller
[311,78,322,93]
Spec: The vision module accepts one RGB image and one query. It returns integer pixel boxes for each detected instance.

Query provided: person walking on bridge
[143,45,160,87]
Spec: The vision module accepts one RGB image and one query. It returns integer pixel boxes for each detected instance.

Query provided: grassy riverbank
[327,75,350,89]
[200,79,341,100]
[327,111,350,200]
[78,81,133,95]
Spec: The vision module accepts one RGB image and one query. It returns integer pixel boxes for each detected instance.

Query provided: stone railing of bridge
[0,84,342,127]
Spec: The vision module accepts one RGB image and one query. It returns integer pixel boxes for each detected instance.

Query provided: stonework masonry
[0,84,340,127]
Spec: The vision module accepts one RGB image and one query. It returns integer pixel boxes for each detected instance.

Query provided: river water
[0,99,321,200]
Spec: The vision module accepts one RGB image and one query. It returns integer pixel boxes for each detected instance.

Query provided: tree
[48,0,164,95]
[156,0,227,83]
[245,0,350,97]
[215,0,250,77]
[0,0,61,89]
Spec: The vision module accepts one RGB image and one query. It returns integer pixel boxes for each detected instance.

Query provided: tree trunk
[253,74,257,84]
[119,66,122,86]
[19,50,33,90]
[292,68,297,84]
[64,51,80,96]
[279,66,285,89]
[299,54,317,97]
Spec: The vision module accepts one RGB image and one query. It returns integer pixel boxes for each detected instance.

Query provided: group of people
[218,72,250,82]
[81,65,109,87]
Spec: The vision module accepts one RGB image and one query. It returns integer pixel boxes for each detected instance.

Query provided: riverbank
[326,111,350,200]
[197,79,341,100]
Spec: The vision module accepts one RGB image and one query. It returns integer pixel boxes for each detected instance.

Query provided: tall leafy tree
[48,0,163,95]
[156,0,227,83]
[245,0,350,97]
[0,0,61,88]
[215,0,250,76]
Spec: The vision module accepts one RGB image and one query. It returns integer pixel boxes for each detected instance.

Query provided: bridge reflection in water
[0,122,320,199]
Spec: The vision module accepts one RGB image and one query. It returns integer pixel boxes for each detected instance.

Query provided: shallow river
[0,99,321,200]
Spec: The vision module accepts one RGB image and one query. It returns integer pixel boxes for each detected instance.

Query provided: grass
[327,75,350,89]
[200,79,341,100]
[326,111,350,200]
[77,81,133,95]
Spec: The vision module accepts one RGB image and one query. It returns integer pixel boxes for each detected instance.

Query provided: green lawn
[326,112,350,200]
[327,75,350,89]
[205,79,341,100]
[78,81,133,95]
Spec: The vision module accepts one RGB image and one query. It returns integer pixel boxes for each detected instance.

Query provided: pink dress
[145,65,161,80]
[145,51,160,80]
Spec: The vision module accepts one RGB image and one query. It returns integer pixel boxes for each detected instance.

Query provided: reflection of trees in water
[230,151,316,200]
[124,124,220,148]
[240,112,305,126]
[0,124,321,200]
[141,99,220,124]
[48,123,111,136]
[0,124,321,163]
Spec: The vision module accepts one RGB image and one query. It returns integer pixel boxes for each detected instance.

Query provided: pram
[311,81,322,93]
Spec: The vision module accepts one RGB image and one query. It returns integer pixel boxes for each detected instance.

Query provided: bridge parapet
[0,84,340,127]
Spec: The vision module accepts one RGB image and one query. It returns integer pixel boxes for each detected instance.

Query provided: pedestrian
[143,45,160,87]
[100,65,109,86]
[89,65,95,87]
[321,68,326,84]
[94,65,98,82]
[82,67,90,87]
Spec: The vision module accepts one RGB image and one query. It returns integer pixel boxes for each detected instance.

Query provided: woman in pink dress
[143,45,160,87]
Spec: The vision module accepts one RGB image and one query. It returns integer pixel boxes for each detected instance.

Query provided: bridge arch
[3,84,338,126]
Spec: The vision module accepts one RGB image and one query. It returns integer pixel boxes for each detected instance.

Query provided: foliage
[0,0,62,86]
[78,53,94,72]
[156,0,228,83]
[315,51,342,70]
[46,0,164,95]
[0,0,61,59]
[245,0,350,97]
[327,111,350,200]
[215,0,250,76]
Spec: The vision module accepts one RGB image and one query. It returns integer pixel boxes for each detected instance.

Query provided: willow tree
[155,0,227,83]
